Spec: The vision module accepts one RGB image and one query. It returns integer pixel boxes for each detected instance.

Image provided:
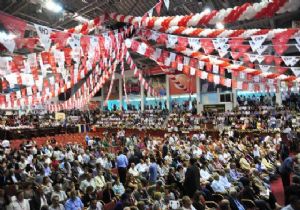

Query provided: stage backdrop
[124,77,140,96]
[148,75,166,96]
[169,74,196,95]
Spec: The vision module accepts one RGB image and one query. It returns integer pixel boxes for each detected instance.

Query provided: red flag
[0,11,27,38]
[155,0,163,16]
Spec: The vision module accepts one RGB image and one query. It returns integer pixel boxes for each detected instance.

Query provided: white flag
[256,45,268,55]
[148,8,154,17]
[201,71,208,79]
[256,55,265,63]
[150,31,159,41]
[213,75,220,84]
[188,38,201,51]
[281,56,295,66]
[169,52,176,61]
[137,42,147,55]
[218,50,228,58]
[225,78,231,87]
[237,81,243,89]
[183,56,190,65]
[213,65,219,74]
[167,34,177,48]
[295,36,300,46]
[164,0,170,10]
[35,24,52,50]
[291,67,300,77]
[0,36,15,53]
[198,61,205,69]
[250,34,268,50]
[259,65,271,72]
[295,44,300,52]
[68,33,81,50]
[290,56,300,67]
[248,54,258,62]
[177,63,183,71]
[253,76,260,83]
[190,67,196,75]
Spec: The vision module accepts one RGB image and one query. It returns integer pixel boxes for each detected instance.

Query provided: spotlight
[203,7,211,13]
[45,0,63,13]
[36,4,43,13]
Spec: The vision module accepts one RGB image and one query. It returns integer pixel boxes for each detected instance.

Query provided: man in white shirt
[49,195,65,210]
[79,173,96,193]
[135,159,148,177]
[51,184,67,203]
[219,171,232,189]
[128,163,139,177]
[210,174,227,194]
[200,167,211,181]
[87,198,103,210]
[7,190,30,210]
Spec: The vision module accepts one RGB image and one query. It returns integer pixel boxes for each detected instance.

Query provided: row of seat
[9,132,104,148]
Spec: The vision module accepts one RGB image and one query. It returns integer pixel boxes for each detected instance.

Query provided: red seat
[97,190,103,200]
[103,201,116,210]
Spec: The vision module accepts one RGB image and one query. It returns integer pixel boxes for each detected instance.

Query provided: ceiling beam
[12,1,28,15]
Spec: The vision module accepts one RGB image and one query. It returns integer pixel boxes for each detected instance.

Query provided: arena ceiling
[1,0,300,71]
[1,0,299,30]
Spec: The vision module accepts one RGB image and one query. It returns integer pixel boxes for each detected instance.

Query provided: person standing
[184,158,200,198]
[162,141,169,158]
[116,151,128,184]
[149,157,158,184]
[279,156,296,204]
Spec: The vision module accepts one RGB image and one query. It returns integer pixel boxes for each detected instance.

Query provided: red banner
[0,11,27,38]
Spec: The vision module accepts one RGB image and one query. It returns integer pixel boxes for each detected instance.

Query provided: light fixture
[216,22,224,29]
[203,7,211,14]
[45,0,63,13]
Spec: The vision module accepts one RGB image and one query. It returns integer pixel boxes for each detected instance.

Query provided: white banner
[188,37,201,51]
[35,24,52,50]
[250,34,268,51]
[0,36,15,53]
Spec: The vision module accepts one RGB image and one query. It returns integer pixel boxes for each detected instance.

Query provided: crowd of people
[94,110,168,130]
[0,117,300,210]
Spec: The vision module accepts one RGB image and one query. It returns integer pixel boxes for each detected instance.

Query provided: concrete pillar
[141,83,145,111]
[276,81,282,106]
[166,75,171,110]
[232,89,238,108]
[232,76,238,108]
[100,88,104,110]
[196,76,201,114]
[119,79,123,110]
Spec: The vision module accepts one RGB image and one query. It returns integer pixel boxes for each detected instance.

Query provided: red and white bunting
[109,0,299,28]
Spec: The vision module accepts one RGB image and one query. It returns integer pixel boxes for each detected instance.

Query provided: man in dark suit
[279,156,296,204]
[30,185,48,210]
[184,158,200,197]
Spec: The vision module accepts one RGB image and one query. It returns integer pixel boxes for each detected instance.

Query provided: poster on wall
[148,75,166,96]
[103,79,119,100]
[169,74,196,95]
[124,77,140,96]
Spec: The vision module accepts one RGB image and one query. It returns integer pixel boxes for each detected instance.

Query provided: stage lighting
[45,0,63,13]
